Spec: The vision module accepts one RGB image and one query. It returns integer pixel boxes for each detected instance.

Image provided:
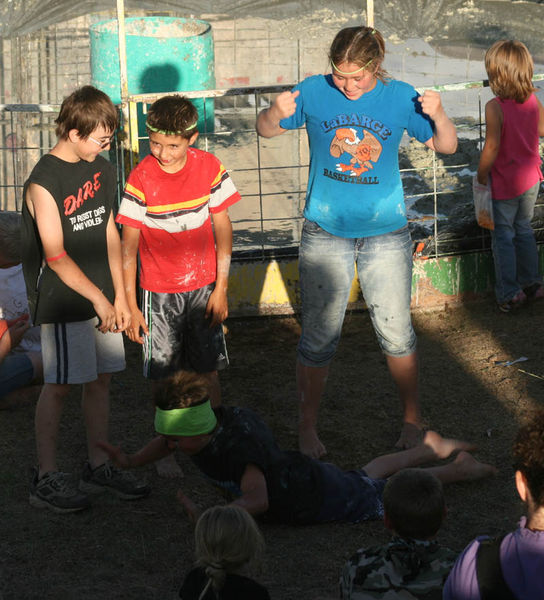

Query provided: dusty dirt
[2,296,544,599]
[2,4,544,597]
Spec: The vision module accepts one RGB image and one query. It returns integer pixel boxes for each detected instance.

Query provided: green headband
[154,400,217,437]
[146,120,198,136]
[331,57,374,75]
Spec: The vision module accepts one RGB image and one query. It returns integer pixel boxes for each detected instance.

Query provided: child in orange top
[477,40,544,312]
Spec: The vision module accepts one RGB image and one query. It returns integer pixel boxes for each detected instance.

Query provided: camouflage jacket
[339,537,457,599]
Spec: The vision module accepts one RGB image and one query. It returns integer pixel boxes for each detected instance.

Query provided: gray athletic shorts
[141,283,228,380]
[41,317,125,384]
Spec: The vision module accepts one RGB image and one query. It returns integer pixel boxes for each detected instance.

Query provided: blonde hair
[0,211,22,264]
[329,26,389,82]
[485,40,536,103]
[194,505,265,599]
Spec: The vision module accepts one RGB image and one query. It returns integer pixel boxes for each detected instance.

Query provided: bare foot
[395,422,424,450]
[451,451,498,480]
[155,454,183,478]
[299,426,326,459]
[422,430,477,460]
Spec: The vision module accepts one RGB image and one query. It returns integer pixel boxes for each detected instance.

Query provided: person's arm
[230,463,269,515]
[206,209,233,327]
[256,89,300,138]
[0,319,30,363]
[120,224,148,343]
[106,213,130,332]
[419,90,458,154]
[477,99,502,185]
[97,436,173,469]
[27,183,117,333]
[537,96,544,136]
[177,463,269,524]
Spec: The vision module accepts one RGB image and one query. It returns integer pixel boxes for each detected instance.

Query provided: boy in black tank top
[21,86,150,513]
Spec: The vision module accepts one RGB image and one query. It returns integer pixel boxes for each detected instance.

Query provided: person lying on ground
[99,371,497,526]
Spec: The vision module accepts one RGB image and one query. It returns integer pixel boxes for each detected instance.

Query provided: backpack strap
[476,534,517,600]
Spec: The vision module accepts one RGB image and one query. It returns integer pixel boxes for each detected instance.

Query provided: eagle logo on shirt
[329,128,382,177]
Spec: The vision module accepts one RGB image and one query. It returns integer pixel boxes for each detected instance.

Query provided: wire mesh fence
[3,76,542,261]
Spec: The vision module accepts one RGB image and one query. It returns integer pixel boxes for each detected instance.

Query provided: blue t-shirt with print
[280,75,434,238]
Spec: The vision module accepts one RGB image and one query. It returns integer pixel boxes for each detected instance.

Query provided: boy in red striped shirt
[116,95,240,475]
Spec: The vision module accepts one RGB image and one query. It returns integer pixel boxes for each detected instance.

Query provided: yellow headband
[331,57,374,75]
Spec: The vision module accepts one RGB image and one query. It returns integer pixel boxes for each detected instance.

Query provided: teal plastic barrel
[90,17,215,133]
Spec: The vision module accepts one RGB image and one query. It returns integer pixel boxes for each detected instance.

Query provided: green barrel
[90,17,215,133]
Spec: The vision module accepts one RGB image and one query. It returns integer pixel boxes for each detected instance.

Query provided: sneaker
[79,461,151,500]
[498,290,527,313]
[524,283,544,300]
[29,468,91,513]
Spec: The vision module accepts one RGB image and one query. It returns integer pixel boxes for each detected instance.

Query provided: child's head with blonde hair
[194,505,265,598]
[485,40,536,103]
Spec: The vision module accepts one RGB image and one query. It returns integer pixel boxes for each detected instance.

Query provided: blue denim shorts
[297,220,416,367]
[315,464,386,523]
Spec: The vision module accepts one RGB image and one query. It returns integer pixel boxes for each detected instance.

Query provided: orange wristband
[46,250,67,263]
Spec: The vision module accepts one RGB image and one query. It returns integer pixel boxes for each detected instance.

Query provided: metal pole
[116,0,129,106]
[366,0,374,27]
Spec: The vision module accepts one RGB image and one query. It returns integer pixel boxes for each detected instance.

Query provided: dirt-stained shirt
[116,149,240,293]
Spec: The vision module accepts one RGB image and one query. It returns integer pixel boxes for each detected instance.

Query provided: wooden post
[366,0,374,27]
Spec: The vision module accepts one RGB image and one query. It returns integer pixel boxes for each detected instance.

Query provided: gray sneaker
[29,468,91,513]
[79,461,151,500]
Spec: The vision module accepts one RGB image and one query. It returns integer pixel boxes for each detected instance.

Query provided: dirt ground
[1,295,543,599]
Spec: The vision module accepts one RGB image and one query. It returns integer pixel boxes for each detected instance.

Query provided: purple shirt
[443,517,544,599]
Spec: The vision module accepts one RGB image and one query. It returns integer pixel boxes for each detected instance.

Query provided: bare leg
[426,451,498,484]
[386,352,422,449]
[35,382,71,477]
[152,380,184,478]
[297,361,329,459]
[82,373,112,468]
[363,430,476,479]
[27,350,43,383]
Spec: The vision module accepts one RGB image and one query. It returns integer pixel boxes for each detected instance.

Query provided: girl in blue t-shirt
[256,26,458,459]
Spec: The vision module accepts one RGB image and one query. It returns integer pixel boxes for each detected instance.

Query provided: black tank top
[21,153,116,324]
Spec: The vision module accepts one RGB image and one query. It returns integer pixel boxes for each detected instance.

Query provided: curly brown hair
[512,409,544,505]
[153,370,210,410]
[146,95,198,139]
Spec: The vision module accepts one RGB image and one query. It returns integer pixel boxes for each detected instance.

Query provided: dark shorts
[315,464,386,523]
[0,353,34,397]
[141,283,228,380]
